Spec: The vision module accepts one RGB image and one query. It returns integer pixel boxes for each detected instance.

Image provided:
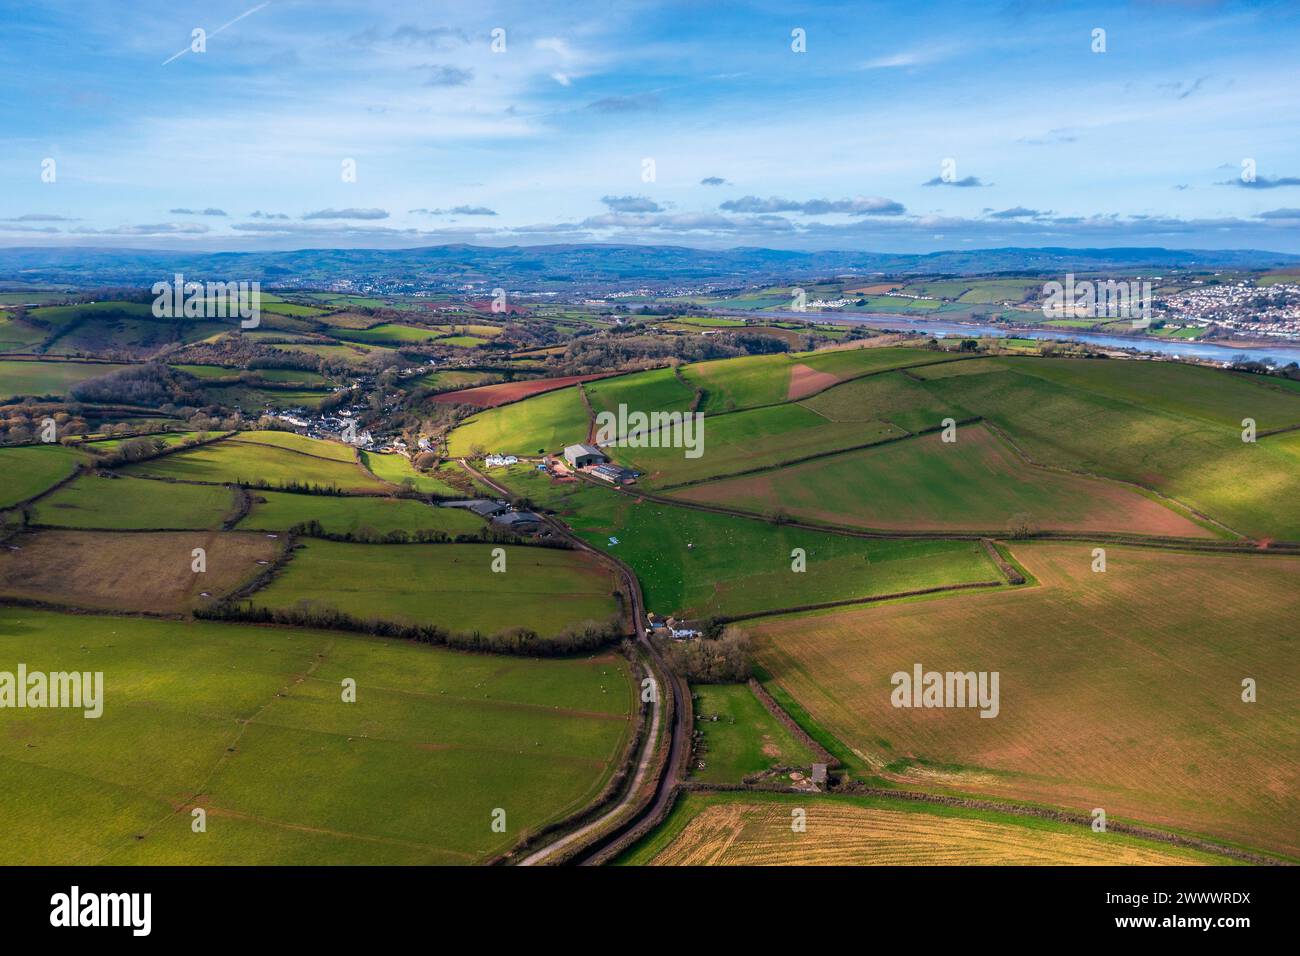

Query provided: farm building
[491,511,543,534]
[441,499,507,517]
[590,463,634,485]
[563,443,607,468]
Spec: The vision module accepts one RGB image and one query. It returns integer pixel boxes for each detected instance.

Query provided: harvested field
[642,797,1219,866]
[0,529,282,613]
[429,373,612,408]
[751,541,1300,858]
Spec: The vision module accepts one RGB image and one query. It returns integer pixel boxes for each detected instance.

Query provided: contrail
[162,1,271,65]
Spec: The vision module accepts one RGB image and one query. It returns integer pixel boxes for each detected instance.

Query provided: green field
[0,443,85,507]
[800,369,971,433]
[792,345,961,380]
[360,451,470,495]
[497,475,1001,619]
[682,353,794,413]
[337,323,449,345]
[0,360,132,399]
[248,539,620,637]
[123,438,387,492]
[239,490,483,537]
[690,683,819,784]
[584,366,699,419]
[610,402,900,487]
[446,386,590,456]
[31,474,238,530]
[0,607,634,864]
[674,422,1214,538]
[232,430,358,462]
[917,357,1300,537]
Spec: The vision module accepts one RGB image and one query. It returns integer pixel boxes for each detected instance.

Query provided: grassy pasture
[360,452,471,495]
[248,539,620,637]
[0,607,634,864]
[0,360,132,398]
[336,323,448,345]
[0,444,86,507]
[123,439,387,493]
[610,402,900,487]
[82,431,199,452]
[800,369,971,434]
[673,423,1214,538]
[528,482,1000,619]
[919,359,1300,538]
[0,315,47,352]
[446,386,590,456]
[681,353,793,413]
[0,529,281,613]
[232,430,357,462]
[690,683,818,784]
[31,474,238,530]
[750,541,1300,859]
[584,366,699,419]
[239,491,482,537]
[793,345,960,381]
[623,792,1225,866]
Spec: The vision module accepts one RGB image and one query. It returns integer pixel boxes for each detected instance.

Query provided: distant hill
[0,243,1294,292]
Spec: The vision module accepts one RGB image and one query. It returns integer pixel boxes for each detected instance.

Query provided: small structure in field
[492,511,543,534]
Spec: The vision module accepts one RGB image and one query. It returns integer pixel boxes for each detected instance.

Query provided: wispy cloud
[301,208,390,220]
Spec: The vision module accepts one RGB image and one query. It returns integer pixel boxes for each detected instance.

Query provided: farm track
[457,459,690,867]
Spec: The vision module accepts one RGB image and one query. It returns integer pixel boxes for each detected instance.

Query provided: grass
[918,358,1300,538]
[446,386,590,456]
[0,360,131,399]
[673,423,1215,537]
[749,541,1300,859]
[31,474,238,530]
[238,491,483,536]
[0,606,633,864]
[690,683,818,784]
[248,539,620,637]
[231,430,358,463]
[619,791,1229,866]
[0,444,86,508]
[681,353,794,413]
[793,345,961,381]
[0,529,281,613]
[360,452,471,495]
[610,402,901,487]
[584,366,699,419]
[800,369,971,434]
[506,478,1001,619]
[123,438,388,493]
[336,323,449,345]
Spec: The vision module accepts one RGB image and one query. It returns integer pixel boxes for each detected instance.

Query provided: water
[729,309,1300,366]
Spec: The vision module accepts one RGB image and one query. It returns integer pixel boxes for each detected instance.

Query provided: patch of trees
[69,363,199,407]
[661,625,752,683]
[195,602,621,656]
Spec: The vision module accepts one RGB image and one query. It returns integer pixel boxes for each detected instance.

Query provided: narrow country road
[456,459,688,866]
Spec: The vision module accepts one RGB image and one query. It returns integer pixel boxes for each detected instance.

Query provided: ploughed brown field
[428,373,614,408]
[749,541,1300,859]
[0,530,283,614]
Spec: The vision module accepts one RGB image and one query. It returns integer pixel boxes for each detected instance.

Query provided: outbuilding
[563,443,607,469]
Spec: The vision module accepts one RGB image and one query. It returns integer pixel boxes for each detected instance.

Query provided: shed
[563,443,607,468]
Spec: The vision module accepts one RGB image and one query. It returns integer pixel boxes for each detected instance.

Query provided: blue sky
[2,0,1299,252]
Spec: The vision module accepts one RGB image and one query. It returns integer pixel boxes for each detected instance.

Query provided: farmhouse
[564,443,607,469]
